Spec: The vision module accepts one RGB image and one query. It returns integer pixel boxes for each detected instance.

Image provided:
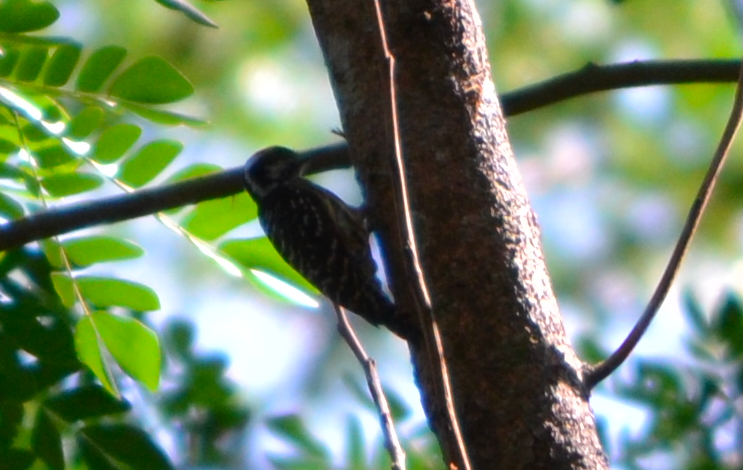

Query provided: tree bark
[305,1,609,469]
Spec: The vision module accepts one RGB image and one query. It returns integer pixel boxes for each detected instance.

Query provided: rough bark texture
[305,1,609,469]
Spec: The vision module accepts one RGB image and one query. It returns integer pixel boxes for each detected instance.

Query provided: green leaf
[716,294,743,356]
[181,193,257,241]
[0,162,24,179]
[0,191,24,219]
[161,164,220,215]
[92,124,141,164]
[23,172,41,197]
[19,122,47,142]
[77,276,160,311]
[63,236,144,266]
[44,385,131,422]
[0,0,60,33]
[165,163,221,183]
[109,56,193,104]
[92,311,160,391]
[40,99,66,122]
[15,45,48,82]
[0,106,12,124]
[0,357,37,403]
[50,272,74,307]
[34,143,76,168]
[0,403,23,449]
[43,42,82,86]
[68,107,104,139]
[78,436,119,470]
[31,408,64,470]
[266,414,330,459]
[41,172,103,197]
[266,455,331,470]
[345,415,366,470]
[1,312,77,363]
[81,424,174,470]
[122,102,207,126]
[40,239,64,269]
[163,319,194,360]
[0,449,35,470]
[76,45,127,93]
[574,336,607,365]
[220,238,319,295]
[383,385,412,422]
[155,0,218,28]
[682,291,708,333]
[75,315,118,396]
[0,137,18,154]
[0,47,20,77]
[117,140,182,187]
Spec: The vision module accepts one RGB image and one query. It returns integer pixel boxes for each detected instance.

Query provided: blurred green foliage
[613,293,743,469]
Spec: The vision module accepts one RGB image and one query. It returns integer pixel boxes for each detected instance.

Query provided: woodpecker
[243,146,412,336]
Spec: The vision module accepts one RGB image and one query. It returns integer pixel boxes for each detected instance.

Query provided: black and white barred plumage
[242,146,396,327]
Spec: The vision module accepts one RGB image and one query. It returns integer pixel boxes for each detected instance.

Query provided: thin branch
[0,143,348,250]
[584,59,743,390]
[333,305,406,470]
[2,59,741,251]
[369,2,471,470]
[502,59,741,116]
[0,165,241,250]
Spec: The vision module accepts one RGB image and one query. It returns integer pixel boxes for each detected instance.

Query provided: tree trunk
[305,1,609,469]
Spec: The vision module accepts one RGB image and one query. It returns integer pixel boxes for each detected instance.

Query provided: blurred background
[31,0,743,468]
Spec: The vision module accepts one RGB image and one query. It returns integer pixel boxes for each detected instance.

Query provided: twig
[584,59,743,390]
[2,59,741,250]
[368,3,472,470]
[333,304,406,470]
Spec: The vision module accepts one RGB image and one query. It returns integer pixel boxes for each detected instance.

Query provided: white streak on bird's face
[243,146,302,201]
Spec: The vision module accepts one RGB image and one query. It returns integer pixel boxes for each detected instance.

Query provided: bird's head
[243,146,305,200]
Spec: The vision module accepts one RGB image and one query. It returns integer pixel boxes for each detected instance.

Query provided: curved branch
[584,59,743,389]
[502,58,741,116]
[1,59,740,250]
